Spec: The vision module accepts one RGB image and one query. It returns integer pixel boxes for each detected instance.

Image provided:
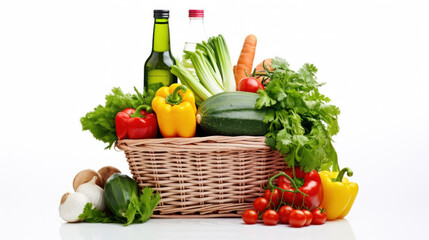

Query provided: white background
[1,0,429,239]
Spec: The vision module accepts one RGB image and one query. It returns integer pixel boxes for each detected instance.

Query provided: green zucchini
[104,173,139,219]
[197,91,268,136]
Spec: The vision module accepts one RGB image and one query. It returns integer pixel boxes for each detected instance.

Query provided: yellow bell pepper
[151,84,197,138]
[319,167,359,220]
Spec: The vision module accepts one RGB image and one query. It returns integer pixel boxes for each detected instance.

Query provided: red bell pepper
[268,168,323,211]
[115,105,157,140]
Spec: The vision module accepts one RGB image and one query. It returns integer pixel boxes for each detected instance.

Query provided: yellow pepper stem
[166,85,187,105]
[333,167,353,182]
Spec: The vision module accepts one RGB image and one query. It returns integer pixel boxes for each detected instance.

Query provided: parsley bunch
[255,57,340,172]
[79,187,160,226]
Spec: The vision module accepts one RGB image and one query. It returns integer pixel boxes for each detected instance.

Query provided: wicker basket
[116,136,286,218]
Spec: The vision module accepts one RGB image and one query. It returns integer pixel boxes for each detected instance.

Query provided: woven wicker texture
[116,136,285,218]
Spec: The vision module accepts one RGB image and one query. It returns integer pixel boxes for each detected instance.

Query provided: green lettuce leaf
[80,83,163,149]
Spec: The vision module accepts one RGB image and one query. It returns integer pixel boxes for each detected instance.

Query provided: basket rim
[117,135,266,144]
[115,135,271,152]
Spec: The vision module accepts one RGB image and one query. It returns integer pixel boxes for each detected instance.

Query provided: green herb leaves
[124,187,160,226]
[79,203,120,223]
[79,187,160,226]
[256,57,340,172]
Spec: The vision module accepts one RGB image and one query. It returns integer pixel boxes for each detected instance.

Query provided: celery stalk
[170,34,236,102]
[196,42,221,81]
[210,35,236,91]
[197,51,224,91]
[189,51,224,95]
[171,62,212,100]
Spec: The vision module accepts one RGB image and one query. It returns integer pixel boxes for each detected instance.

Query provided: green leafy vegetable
[79,187,160,226]
[124,187,160,225]
[255,57,340,172]
[80,83,162,149]
[78,203,121,223]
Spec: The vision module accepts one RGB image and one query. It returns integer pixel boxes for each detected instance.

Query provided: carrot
[234,34,257,87]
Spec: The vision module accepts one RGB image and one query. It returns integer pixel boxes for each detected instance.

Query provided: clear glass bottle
[181,9,207,77]
[144,9,177,93]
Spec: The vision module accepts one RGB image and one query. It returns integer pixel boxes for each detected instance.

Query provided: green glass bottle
[144,9,177,94]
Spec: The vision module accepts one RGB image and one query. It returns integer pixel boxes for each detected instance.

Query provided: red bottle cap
[189,9,204,18]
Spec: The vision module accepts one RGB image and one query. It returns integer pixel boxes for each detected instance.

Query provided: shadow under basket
[116,136,286,218]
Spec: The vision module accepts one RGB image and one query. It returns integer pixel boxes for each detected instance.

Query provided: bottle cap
[154,9,169,19]
[189,9,204,18]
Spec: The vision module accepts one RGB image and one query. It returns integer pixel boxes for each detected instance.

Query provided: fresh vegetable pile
[241,166,357,227]
[232,38,357,227]
[81,174,160,225]
[59,167,160,226]
[76,30,358,227]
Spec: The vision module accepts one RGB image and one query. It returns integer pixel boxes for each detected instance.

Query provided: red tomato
[289,210,306,228]
[238,77,265,93]
[242,209,258,224]
[277,168,323,211]
[264,189,280,208]
[278,205,294,224]
[253,197,269,213]
[262,210,279,226]
[303,210,313,226]
[311,208,327,225]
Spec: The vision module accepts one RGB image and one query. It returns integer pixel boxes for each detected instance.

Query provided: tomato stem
[262,60,272,74]
[268,172,308,197]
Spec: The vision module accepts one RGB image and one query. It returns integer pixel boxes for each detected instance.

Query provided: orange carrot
[235,34,257,87]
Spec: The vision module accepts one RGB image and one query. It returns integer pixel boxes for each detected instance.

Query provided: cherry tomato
[242,209,258,224]
[253,197,269,213]
[311,208,327,225]
[278,205,294,224]
[289,210,306,227]
[262,209,279,225]
[264,189,280,208]
[303,210,312,226]
[238,77,265,93]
